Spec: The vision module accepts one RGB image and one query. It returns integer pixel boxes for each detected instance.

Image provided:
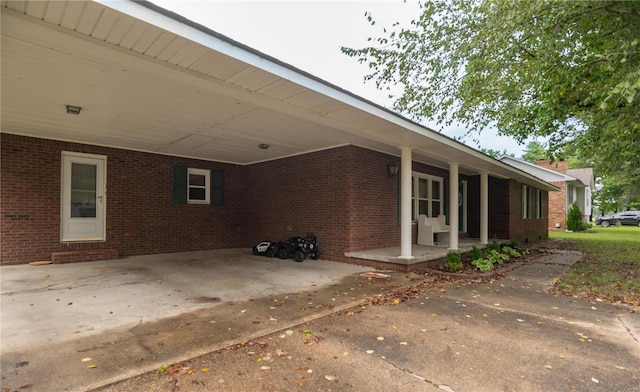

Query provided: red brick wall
[484,178,547,243]
[1,134,541,264]
[345,147,402,253]
[536,159,567,174]
[547,181,567,230]
[243,146,352,262]
[1,134,245,264]
[535,159,567,230]
[242,146,401,262]
[507,180,549,244]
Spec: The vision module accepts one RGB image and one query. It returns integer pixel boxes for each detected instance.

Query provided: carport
[1,0,556,267]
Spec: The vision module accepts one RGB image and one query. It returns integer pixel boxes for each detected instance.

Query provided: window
[535,189,544,219]
[411,173,443,220]
[187,168,210,204]
[173,166,223,205]
[521,185,530,219]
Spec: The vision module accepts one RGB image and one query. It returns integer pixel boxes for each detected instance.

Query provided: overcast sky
[151,0,529,156]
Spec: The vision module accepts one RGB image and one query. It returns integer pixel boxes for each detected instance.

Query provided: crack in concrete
[618,314,639,344]
[380,356,455,391]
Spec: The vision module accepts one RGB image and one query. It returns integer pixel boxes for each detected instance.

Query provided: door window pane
[70,163,97,217]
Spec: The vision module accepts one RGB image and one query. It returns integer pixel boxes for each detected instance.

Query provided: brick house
[1,1,556,266]
[500,156,594,230]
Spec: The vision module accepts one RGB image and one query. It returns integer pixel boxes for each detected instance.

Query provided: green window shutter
[211,169,224,205]
[173,165,187,204]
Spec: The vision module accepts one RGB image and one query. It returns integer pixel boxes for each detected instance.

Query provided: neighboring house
[0,1,556,267]
[499,156,594,230]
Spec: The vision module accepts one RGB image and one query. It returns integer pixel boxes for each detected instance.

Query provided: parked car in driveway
[595,211,640,227]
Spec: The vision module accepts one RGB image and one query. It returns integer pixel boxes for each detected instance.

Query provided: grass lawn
[548,226,640,307]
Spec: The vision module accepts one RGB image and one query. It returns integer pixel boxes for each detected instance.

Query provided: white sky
[151,0,529,156]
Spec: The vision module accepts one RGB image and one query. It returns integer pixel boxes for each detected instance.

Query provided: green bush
[446,251,462,272]
[471,257,493,271]
[501,246,521,258]
[566,202,588,231]
[472,248,513,271]
[469,245,483,261]
[487,238,500,253]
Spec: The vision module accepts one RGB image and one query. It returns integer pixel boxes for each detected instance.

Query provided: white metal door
[61,152,106,242]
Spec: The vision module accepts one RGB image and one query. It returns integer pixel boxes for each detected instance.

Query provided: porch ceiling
[0,0,556,190]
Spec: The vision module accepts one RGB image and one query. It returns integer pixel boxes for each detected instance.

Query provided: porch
[345,238,494,267]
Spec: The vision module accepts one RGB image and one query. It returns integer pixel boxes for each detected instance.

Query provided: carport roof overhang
[0,0,556,192]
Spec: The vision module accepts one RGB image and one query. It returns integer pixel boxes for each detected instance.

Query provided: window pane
[419,200,428,215]
[189,174,205,186]
[418,178,428,198]
[189,188,206,200]
[432,201,441,217]
[431,181,440,200]
[71,163,96,218]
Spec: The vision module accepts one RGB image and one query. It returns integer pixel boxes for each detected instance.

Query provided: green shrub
[472,248,510,271]
[501,246,521,258]
[566,202,588,231]
[469,245,483,261]
[471,257,493,271]
[446,251,462,272]
[487,238,500,253]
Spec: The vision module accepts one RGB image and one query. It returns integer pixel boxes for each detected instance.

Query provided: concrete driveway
[2,249,639,392]
[1,249,423,391]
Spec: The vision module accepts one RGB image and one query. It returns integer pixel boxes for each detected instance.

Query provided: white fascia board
[499,156,575,182]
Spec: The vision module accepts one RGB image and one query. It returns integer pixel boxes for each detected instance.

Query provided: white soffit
[0,0,556,190]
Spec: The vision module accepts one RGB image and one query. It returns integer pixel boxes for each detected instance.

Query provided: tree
[566,202,588,231]
[479,147,509,159]
[521,141,547,163]
[342,0,639,203]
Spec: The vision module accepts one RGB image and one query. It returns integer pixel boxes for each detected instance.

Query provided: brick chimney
[536,159,567,174]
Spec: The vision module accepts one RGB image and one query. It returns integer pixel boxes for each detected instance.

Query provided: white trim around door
[61,152,107,242]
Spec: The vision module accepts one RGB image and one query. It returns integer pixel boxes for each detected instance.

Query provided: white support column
[398,147,414,260]
[480,172,489,245]
[448,162,459,251]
